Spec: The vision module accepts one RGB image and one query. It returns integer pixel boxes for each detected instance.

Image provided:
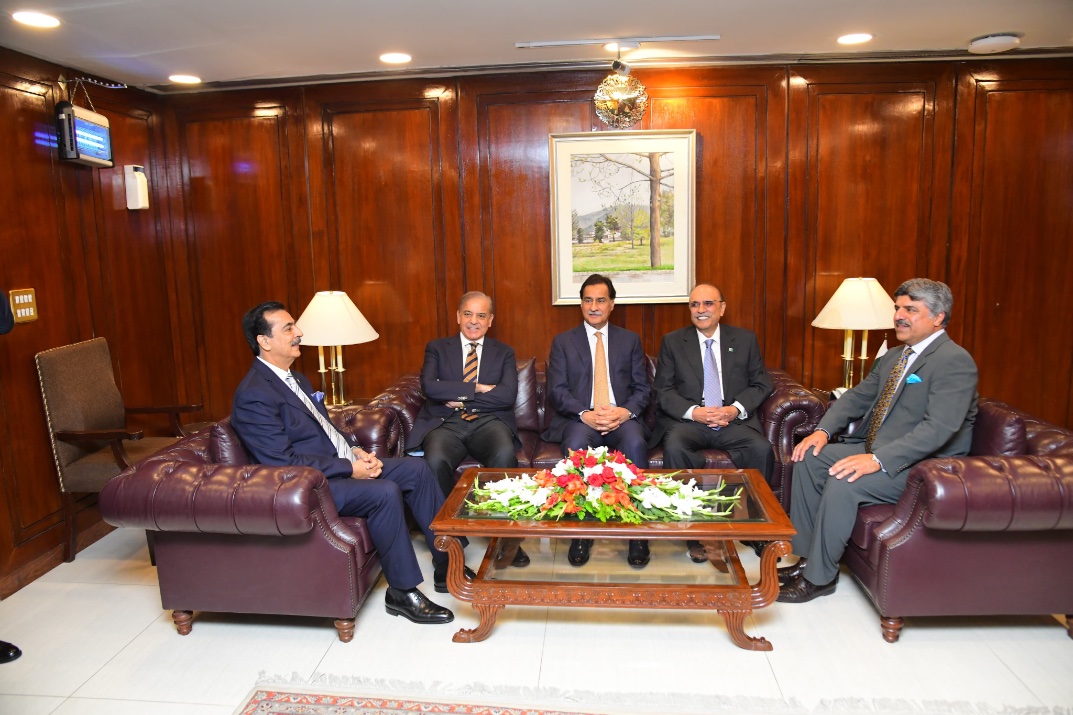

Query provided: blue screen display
[73,115,111,161]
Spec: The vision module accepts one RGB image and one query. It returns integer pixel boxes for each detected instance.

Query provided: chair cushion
[513,358,540,432]
[970,400,1026,457]
[209,418,252,466]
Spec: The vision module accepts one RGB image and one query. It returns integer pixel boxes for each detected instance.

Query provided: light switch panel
[9,288,38,323]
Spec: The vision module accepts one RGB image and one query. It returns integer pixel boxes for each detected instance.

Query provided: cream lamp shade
[812,278,895,330]
[295,291,378,346]
[813,277,894,389]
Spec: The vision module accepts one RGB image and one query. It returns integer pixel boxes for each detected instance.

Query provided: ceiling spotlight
[837,33,874,45]
[12,11,60,28]
[603,41,640,52]
[379,52,412,64]
[611,59,631,76]
[169,74,201,84]
[967,34,1021,54]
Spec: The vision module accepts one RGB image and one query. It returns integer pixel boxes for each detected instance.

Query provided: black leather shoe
[511,546,530,568]
[567,539,592,566]
[0,641,21,664]
[777,573,838,603]
[385,587,454,623]
[433,565,476,594]
[627,539,650,568]
[777,558,807,585]
[686,539,707,563]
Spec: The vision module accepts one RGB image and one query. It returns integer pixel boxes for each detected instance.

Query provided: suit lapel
[888,332,948,407]
[680,328,704,385]
[572,325,593,394]
[252,360,320,427]
[447,337,465,380]
[477,339,496,382]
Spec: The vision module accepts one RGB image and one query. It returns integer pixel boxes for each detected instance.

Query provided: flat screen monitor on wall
[55,101,113,168]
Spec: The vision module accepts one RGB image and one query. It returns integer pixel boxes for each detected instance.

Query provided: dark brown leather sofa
[841,397,1073,642]
[99,405,403,640]
[368,358,826,511]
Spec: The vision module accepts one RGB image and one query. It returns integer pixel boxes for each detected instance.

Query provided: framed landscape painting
[549,129,696,305]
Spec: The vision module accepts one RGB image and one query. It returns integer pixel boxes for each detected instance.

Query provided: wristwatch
[628,411,637,420]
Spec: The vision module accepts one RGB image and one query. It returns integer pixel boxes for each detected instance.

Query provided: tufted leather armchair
[841,398,1073,642]
[368,358,826,511]
[99,406,401,640]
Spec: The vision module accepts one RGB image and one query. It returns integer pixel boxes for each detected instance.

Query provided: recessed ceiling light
[379,52,412,64]
[12,11,60,28]
[603,41,640,52]
[169,74,201,84]
[837,33,874,45]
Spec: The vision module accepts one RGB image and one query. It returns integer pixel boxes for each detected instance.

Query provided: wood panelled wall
[1,44,1071,593]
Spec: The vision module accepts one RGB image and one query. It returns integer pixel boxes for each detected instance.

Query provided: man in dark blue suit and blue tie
[231,302,464,625]
[544,274,651,568]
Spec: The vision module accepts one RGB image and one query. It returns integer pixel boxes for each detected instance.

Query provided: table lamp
[295,291,379,405]
[812,277,894,389]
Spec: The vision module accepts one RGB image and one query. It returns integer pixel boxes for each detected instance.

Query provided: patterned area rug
[237,688,601,715]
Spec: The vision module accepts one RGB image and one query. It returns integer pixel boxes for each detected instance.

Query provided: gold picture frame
[549,129,696,305]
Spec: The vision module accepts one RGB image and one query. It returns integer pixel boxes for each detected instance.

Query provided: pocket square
[906,374,922,384]
[313,390,326,402]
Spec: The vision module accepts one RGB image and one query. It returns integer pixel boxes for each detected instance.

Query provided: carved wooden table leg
[334,618,355,642]
[452,603,503,643]
[721,609,772,651]
[751,539,792,609]
[881,616,904,643]
[434,534,474,601]
[172,610,193,635]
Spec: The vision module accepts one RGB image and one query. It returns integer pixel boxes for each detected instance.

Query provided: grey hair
[458,291,493,313]
[894,278,953,327]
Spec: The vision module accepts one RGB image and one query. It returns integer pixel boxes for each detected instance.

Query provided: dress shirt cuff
[684,405,697,421]
[732,401,746,420]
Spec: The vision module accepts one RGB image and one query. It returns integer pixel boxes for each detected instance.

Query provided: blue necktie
[703,338,723,430]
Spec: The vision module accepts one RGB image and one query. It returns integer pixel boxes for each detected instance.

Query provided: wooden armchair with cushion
[35,337,203,561]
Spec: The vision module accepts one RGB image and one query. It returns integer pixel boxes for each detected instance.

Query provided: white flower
[637,486,672,510]
[526,487,551,508]
[585,486,605,504]
[550,463,570,477]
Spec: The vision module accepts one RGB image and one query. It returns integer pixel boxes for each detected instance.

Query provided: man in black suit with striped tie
[407,291,529,567]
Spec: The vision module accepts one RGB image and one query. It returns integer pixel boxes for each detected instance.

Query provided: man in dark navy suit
[0,289,23,663]
[231,301,464,625]
[407,291,530,567]
[544,274,651,568]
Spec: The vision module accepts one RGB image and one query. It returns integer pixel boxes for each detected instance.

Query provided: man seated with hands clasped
[231,301,471,626]
[777,278,978,603]
[649,283,775,561]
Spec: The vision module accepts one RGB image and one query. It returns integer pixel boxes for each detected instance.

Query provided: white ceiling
[2,0,1072,92]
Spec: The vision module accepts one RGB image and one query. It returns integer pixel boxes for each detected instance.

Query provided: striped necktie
[703,338,723,430]
[865,346,913,452]
[461,342,480,421]
[285,373,355,461]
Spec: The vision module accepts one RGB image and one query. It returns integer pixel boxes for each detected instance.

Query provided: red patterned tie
[461,341,479,421]
[865,346,913,452]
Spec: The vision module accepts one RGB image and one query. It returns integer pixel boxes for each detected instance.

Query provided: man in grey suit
[778,278,978,603]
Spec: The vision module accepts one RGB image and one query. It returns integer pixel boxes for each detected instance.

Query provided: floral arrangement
[466,446,742,523]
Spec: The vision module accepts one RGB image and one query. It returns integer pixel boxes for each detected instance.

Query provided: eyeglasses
[688,300,725,309]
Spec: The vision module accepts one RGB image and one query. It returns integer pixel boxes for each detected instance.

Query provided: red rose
[588,473,603,487]
[584,454,598,468]
[557,474,571,487]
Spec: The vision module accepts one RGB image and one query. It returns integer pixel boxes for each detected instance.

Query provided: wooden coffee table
[431,468,795,650]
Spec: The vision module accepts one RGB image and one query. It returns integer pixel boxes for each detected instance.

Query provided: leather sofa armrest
[329,405,404,458]
[759,370,828,462]
[905,456,1073,532]
[100,461,328,536]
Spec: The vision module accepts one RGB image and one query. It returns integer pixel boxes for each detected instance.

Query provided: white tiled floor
[1,529,1071,715]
